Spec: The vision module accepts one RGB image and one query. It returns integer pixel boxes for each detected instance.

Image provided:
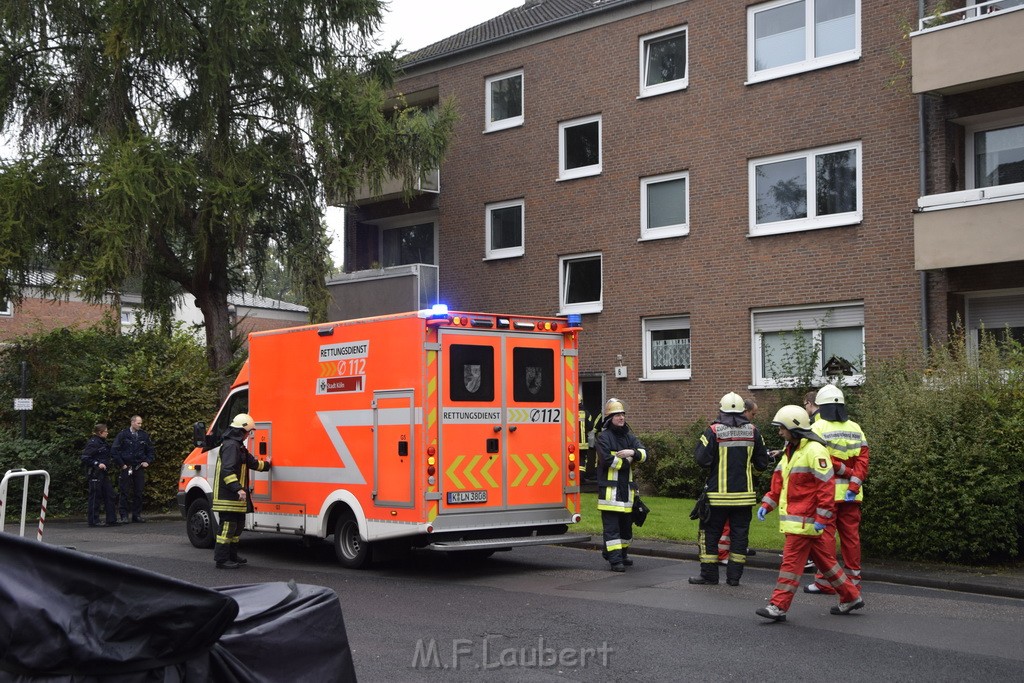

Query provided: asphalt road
[36,520,1024,682]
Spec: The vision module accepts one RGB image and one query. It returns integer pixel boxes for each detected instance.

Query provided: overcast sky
[378,0,522,53]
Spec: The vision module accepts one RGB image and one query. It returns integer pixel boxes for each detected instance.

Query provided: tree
[0,0,455,382]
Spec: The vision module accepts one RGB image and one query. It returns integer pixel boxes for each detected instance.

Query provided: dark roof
[402,0,638,68]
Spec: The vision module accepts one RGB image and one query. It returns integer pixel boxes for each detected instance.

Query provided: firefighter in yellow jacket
[596,398,646,572]
[213,413,271,569]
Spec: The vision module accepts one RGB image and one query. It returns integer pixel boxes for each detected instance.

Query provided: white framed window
[642,316,691,380]
[639,26,688,98]
[965,289,1024,357]
[751,303,865,387]
[965,112,1024,190]
[0,300,11,317]
[640,171,689,240]
[749,141,861,236]
[484,199,525,260]
[558,115,602,181]
[747,0,860,84]
[559,252,602,315]
[485,69,523,133]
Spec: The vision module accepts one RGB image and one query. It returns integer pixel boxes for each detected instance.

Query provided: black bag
[689,489,711,523]
[632,495,651,527]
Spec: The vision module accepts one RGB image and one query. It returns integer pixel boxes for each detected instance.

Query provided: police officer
[111,415,155,523]
[596,398,647,572]
[213,413,271,569]
[690,392,770,586]
[81,423,119,527]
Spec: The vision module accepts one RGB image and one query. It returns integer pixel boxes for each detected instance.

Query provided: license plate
[447,490,487,504]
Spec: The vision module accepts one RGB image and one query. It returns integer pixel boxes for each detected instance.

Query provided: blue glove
[813,521,826,532]
[844,489,857,502]
[757,507,768,522]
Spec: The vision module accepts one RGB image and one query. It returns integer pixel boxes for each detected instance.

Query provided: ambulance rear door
[437,327,565,512]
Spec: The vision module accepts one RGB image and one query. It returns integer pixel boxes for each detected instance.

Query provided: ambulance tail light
[513,321,535,330]
[572,514,581,524]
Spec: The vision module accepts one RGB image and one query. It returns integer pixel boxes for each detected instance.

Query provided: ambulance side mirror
[192,422,207,448]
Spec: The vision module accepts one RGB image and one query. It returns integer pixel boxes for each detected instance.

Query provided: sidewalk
[568,537,1024,601]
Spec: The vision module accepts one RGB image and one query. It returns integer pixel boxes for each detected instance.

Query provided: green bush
[855,331,1024,564]
[0,323,220,516]
[635,420,713,498]
[0,438,76,523]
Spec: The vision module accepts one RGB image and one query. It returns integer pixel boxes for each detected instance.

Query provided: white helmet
[230,413,255,430]
[815,384,845,405]
[771,405,811,430]
[719,392,745,414]
[604,398,625,418]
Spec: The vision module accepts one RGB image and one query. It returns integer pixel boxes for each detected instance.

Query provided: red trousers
[718,520,731,561]
[769,533,860,611]
[812,502,862,593]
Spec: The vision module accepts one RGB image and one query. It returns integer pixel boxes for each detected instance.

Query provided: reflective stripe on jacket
[695,421,770,506]
[212,431,270,513]
[760,438,835,537]
[812,415,869,502]
[596,425,646,512]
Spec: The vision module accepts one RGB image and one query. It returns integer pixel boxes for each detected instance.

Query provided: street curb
[563,540,1024,601]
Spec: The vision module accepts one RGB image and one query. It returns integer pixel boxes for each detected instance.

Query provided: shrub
[0,324,220,516]
[0,438,75,523]
[636,420,725,498]
[855,330,1024,564]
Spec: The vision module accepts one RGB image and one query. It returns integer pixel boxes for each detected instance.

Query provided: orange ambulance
[177,307,589,567]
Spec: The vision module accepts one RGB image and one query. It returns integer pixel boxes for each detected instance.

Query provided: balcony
[350,168,439,206]
[325,263,439,320]
[914,183,1024,269]
[911,2,1024,95]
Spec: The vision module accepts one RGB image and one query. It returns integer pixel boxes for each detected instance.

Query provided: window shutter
[967,294,1024,330]
[753,304,864,333]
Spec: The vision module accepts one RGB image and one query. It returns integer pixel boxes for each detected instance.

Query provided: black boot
[688,562,719,585]
[725,561,744,586]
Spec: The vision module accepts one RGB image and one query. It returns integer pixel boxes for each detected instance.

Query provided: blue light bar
[567,313,582,327]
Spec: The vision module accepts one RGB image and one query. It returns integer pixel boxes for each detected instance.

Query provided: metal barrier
[0,468,50,540]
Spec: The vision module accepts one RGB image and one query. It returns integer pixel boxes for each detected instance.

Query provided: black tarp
[0,532,356,682]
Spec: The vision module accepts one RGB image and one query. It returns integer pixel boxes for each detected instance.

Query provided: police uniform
[81,433,118,526]
[111,424,155,522]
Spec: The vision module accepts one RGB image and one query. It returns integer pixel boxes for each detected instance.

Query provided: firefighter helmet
[604,398,625,418]
[230,413,255,430]
[719,392,745,414]
[815,384,845,405]
[771,405,811,430]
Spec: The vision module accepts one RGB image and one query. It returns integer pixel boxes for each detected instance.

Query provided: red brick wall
[374,1,928,431]
[0,297,111,342]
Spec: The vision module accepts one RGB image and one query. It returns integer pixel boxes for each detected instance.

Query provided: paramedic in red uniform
[755,405,864,622]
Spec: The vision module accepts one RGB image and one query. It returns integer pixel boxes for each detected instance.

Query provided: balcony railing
[918,0,1024,31]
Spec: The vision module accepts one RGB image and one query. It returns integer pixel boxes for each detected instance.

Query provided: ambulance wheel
[186,498,216,549]
[334,511,371,569]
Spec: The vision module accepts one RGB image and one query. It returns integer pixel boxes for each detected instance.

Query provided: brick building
[342,0,1024,431]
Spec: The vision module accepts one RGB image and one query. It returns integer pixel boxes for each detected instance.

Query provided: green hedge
[0,322,220,517]
[854,333,1024,564]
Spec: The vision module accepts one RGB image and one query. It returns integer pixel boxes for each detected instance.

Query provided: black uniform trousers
[700,505,752,581]
[87,472,117,525]
[214,511,246,565]
[118,466,146,519]
[600,510,633,564]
